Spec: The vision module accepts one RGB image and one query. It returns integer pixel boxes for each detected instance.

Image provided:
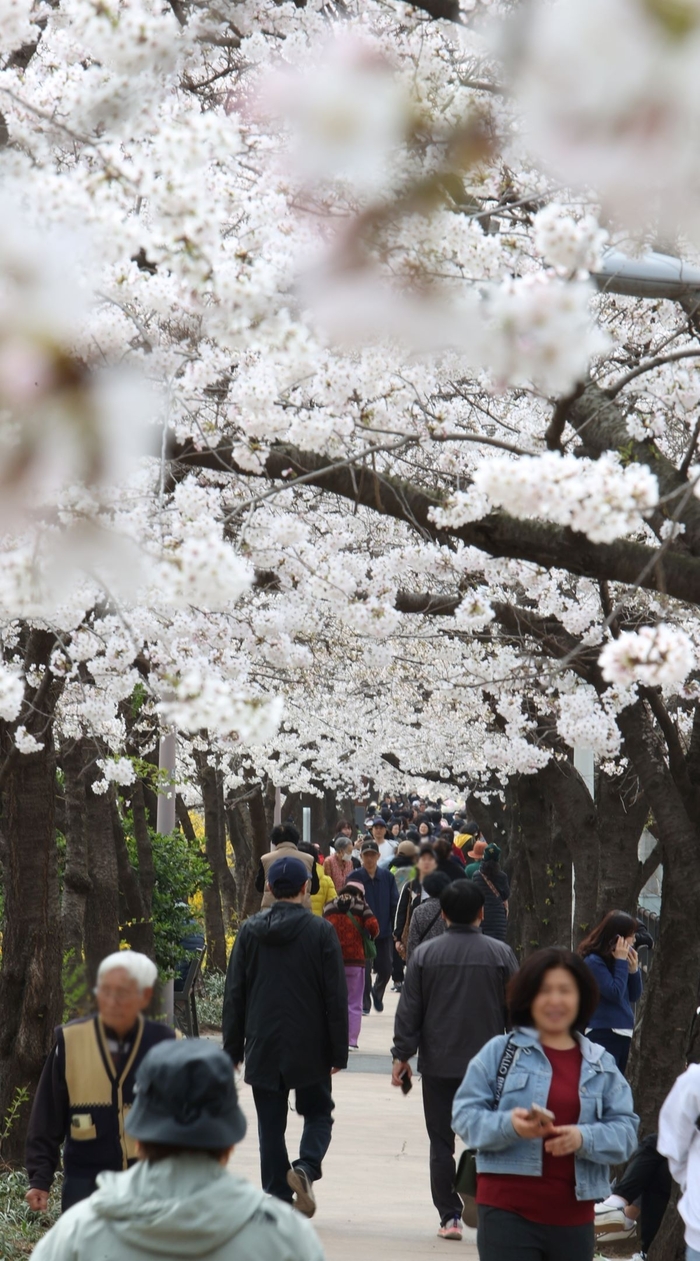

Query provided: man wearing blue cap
[31,1039,324,1261]
[223,856,348,1218]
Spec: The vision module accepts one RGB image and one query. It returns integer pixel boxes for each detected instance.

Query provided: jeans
[345,964,365,1046]
[477,1206,595,1261]
[615,1132,672,1252]
[421,1075,464,1225]
[252,1078,335,1203]
[587,1028,631,1073]
[62,1172,98,1213]
[363,936,392,1011]
[687,1249,700,1261]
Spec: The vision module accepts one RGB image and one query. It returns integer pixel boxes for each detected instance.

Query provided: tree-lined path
[228,993,478,1260]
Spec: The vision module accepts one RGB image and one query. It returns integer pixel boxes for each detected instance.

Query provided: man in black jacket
[223,856,348,1218]
[391,881,517,1241]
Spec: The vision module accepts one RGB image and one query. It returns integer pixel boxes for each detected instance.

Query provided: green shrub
[197,970,226,1030]
[0,1170,62,1259]
[124,817,211,975]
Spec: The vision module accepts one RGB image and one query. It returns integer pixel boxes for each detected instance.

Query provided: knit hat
[126,1040,246,1147]
[467,838,488,861]
[343,879,366,896]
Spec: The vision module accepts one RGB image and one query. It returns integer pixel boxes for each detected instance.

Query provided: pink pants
[345,965,365,1047]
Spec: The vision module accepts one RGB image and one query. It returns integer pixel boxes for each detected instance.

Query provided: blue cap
[268,856,310,893]
[371,816,388,828]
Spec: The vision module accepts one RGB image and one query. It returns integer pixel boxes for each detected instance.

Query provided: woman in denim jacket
[452,947,638,1261]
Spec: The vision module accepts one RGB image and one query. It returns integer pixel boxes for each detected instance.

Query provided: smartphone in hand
[528,1103,555,1124]
[400,1070,413,1095]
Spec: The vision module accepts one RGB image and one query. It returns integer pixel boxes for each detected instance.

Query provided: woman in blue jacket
[578,911,642,1073]
[452,947,638,1261]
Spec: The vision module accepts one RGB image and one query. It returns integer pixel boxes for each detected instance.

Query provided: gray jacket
[392,924,518,1077]
[31,1154,325,1261]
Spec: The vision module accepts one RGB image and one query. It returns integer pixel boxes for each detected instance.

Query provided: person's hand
[511,1108,555,1140]
[331,1066,344,1075]
[544,1125,583,1156]
[613,935,631,961]
[627,945,639,973]
[25,1188,50,1213]
[391,1060,412,1088]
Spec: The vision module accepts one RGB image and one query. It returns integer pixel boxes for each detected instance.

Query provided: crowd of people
[19,792,700,1261]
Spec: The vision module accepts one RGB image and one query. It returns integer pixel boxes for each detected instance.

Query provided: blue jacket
[348,865,398,938]
[584,954,642,1031]
[452,1028,638,1202]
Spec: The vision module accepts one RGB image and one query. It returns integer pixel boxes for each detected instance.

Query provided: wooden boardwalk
[229,989,479,1260]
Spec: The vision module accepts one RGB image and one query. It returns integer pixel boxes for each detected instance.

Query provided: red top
[477,1044,594,1226]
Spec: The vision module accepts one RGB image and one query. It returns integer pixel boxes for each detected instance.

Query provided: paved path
[229,989,479,1260]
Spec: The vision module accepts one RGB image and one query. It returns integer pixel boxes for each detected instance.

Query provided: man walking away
[391,881,517,1241]
[31,1039,325,1261]
[347,839,399,1015]
[255,822,318,910]
[223,857,348,1218]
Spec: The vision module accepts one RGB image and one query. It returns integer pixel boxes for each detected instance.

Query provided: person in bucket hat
[31,1040,324,1261]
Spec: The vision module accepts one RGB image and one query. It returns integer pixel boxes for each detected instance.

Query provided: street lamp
[591,249,700,301]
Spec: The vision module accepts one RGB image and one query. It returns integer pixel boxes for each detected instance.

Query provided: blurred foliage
[123,811,210,974]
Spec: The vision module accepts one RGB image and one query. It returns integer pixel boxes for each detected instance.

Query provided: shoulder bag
[347,911,378,962]
[454,1035,517,1199]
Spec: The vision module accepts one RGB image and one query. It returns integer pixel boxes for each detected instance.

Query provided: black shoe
[363,1005,371,1015]
[372,989,384,1013]
[287,1166,316,1218]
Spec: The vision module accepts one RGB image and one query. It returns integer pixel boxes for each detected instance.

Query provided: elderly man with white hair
[25,950,177,1214]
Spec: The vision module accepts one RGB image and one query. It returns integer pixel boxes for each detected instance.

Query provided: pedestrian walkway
[230,990,479,1259]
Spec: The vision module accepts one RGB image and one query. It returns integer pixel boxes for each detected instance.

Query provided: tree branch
[172,438,700,608]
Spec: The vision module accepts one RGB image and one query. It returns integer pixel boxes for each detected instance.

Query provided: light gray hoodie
[31,1155,325,1261]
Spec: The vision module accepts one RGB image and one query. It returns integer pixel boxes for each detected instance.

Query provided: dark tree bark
[621,701,700,1133]
[111,794,155,958]
[83,756,120,988]
[60,739,91,960]
[242,780,275,920]
[506,773,572,958]
[0,629,64,1165]
[195,752,237,930]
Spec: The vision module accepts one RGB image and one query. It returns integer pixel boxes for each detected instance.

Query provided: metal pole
[156,728,177,835]
[302,807,311,846]
[572,746,595,949]
[274,786,282,826]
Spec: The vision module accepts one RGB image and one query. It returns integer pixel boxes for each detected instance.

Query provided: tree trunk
[620,701,700,1133]
[506,773,572,958]
[60,739,91,960]
[112,794,155,958]
[243,781,275,920]
[83,756,121,987]
[0,630,63,1165]
[195,753,237,930]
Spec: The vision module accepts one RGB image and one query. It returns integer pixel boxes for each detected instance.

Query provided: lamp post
[591,249,700,301]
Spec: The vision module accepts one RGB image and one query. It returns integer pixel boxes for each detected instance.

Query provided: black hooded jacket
[222,902,348,1088]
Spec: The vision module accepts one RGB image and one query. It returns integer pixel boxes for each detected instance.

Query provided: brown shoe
[287,1166,317,1218]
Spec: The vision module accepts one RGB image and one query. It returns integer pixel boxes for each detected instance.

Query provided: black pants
[616,1132,672,1253]
[363,936,393,1010]
[587,1028,631,1073]
[421,1075,464,1225]
[392,943,405,985]
[252,1078,335,1203]
[62,1172,98,1213]
[477,1206,595,1261]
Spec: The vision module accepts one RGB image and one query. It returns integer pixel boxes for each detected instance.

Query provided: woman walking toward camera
[452,947,638,1261]
[578,910,642,1073]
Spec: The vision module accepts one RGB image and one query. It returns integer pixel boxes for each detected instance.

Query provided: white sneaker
[594,1204,636,1243]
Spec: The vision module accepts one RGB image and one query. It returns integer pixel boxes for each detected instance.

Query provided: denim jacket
[451,1028,639,1202]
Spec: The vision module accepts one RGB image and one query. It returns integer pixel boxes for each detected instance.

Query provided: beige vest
[260,842,314,909]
